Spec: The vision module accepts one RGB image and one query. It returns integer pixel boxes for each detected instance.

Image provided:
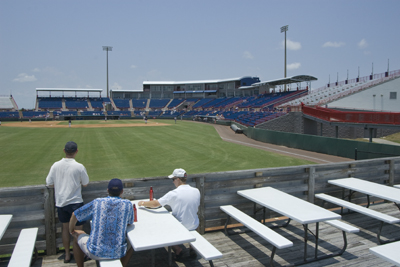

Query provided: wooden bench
[370,240,400,266]
[8,227,38,267]
[220,205,293,266]
[189,230,222,267]
[316,193,400,244]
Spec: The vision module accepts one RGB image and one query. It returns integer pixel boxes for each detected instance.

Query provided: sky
[1,0,400,109]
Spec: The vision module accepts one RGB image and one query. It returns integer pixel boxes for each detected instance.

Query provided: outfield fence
[0,156,399,256]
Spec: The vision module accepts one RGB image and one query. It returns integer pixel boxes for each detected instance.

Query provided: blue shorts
[57,203,86,225]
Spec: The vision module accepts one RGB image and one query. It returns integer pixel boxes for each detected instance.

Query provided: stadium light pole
[102,46,113,98]
[280,25,288,91]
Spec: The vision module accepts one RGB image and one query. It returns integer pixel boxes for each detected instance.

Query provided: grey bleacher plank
[220,205,293,249]
[315,193,400,224]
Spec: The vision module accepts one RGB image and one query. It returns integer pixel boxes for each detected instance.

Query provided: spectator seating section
[113,99,130,109]
[0,96,14,109]
[167,99,185,109]
[90,98,106,109]
[80,111,105,116]
[192,98,212,108]
[160,110,184,118]
[202,98,228,109]
[149,99,169,109]
[38,98,63,109]
[0,111,19,118]
[131,99,147,109]
[65,98,88,109]
[108,111,131,117]
[22,111,49,118]
[147,111,161,117]
[53,111,78,116]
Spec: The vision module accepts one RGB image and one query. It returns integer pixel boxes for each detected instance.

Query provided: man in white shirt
[46,141,89,263]
[138,168,200,260]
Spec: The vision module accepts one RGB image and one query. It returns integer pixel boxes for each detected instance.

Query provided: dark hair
[108,190,121,197]
[178,176,187,183]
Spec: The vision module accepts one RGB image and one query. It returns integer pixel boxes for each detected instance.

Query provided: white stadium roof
[36,88,103,92]
[143,76,255,85]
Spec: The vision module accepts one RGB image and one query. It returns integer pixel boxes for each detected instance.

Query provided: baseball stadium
[1,67,400,267]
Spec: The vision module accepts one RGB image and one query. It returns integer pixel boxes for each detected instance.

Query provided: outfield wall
[0,156,399,256]
[244,126,400,160]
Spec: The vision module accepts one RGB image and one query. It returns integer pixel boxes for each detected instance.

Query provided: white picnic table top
[0,214,12,240]
[127,200,195,251]
[394,184,400,189]
[328,178,400,203]
[370,241,400,267]
[237,187,340,224]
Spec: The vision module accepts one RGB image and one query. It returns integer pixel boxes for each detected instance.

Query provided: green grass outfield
[0,120,314,187]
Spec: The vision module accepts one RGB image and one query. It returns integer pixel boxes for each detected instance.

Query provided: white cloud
[287,62,301,70]
[32,68,40,72]
[130,65,137,69]
[323,41,345,48]
[282,39,301,50]
[12,73,37,82]
[243,51,254,60]
[358,39,368,49]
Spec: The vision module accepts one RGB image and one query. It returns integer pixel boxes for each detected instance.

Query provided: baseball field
[0,119,315,188]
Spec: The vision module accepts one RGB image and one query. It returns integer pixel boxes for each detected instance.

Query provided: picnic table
[127,200,195,267]
[0,214,12,240]
[237,187,343,264]
[328,177,400,207]
[370,241,400,266]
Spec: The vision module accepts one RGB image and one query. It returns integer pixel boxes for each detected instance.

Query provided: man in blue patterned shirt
[69,178,134,267]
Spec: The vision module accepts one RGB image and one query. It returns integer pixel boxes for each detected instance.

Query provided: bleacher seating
[149,99,169,109]
[131,99,147,109]
[0,111,19,118]
[213,97,242,109]
[90,98,106,109]
[64,98,88,109]
[113,99,130,109]
[202,98,228,109]
[233,111,285,127]
[0,96,14,110]
[80,111,105,116]
[192,98,213,108]
[159,110,184,118]
[108,111,131,117]
[147,111,161,118]
[22,111,49,118]
[167,99,185,109]
[53,111,78,117]
[38,98,63,109]
[133,110,144,117]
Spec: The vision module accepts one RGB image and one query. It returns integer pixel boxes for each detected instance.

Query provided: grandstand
[0,96,18,110]
[3,68,398,128]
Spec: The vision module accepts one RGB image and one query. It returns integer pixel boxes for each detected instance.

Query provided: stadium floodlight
[102,46,113,98]
[280,25,288,91]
